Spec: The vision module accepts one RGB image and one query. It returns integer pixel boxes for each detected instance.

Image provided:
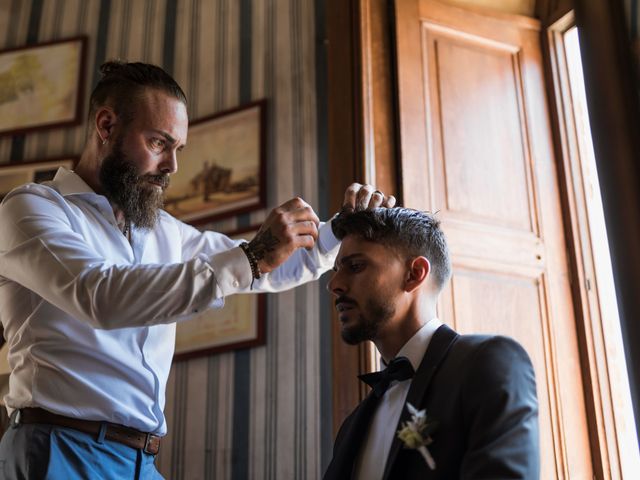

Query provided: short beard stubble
[340,297,396,345]
[98,137,169,230]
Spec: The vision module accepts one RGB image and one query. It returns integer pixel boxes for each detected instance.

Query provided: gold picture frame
[164,100,267,225]
[174,226,266,360]
[0,37,86,136]
[0,157,77,201]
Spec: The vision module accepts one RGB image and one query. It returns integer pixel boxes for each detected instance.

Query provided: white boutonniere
[396,402,438,470]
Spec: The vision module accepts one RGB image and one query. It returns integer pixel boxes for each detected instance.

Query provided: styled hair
[89,61,187,125]
[332,207,452,289]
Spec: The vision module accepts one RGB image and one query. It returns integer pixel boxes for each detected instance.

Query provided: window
[548,14,640,476]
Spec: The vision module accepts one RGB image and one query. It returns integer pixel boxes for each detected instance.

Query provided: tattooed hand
[342,183,396,212]
[247,197,320,274]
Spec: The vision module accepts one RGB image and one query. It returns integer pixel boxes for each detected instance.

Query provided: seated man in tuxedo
[324,207,539,479]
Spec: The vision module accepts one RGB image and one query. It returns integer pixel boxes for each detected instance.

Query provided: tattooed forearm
[248,228,280,260]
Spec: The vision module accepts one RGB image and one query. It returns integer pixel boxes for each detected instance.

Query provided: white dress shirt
[0,168,339,434]
[354,318,443,480]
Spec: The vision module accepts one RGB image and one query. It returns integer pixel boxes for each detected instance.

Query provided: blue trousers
[0,415,164,479]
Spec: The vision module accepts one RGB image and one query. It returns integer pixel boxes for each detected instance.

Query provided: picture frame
[164,100,267,225]
[0,37,87,137]
[0,157,77,201]
[174,225,266,360]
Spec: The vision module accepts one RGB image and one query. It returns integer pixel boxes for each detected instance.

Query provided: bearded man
[0,61,394,479]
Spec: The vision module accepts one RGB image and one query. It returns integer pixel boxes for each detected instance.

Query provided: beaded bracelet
[239,242,262,288]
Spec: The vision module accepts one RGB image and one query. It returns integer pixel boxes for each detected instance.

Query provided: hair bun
[99,60,128,77]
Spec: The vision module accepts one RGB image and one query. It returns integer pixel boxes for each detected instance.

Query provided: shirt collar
[52,167,96,196]
[388,318,443,372]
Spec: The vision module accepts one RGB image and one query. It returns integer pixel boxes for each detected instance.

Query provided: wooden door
[394,1,593,477]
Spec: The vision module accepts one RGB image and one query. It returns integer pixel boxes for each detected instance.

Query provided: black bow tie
[358,356,415,398]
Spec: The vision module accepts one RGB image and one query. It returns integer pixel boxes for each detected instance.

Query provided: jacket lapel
[323,393,380,479]
[381,324,459,480]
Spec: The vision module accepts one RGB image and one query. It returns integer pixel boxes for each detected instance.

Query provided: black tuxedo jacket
[324,325,539,479]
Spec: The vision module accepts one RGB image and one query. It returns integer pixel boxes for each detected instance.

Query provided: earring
[102,137,108,145]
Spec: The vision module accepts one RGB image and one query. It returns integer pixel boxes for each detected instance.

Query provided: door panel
[434,36,533,230]
[450,267,555,476]
[394,1,593,477]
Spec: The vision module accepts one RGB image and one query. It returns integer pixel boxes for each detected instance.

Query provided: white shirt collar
[52,167,96,196]
[355,318,444,479]
[391,317,443,372]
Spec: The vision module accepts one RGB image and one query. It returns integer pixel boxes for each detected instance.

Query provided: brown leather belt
[16,408,161,455]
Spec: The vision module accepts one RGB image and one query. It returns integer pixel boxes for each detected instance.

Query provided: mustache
[335,295,358,308]
[142,173,170,189]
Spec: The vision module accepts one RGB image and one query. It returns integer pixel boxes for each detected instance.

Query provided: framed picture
[0,157,76,201]
[174,226,266,360]
[164,100,267,225]
[0,37,87,137]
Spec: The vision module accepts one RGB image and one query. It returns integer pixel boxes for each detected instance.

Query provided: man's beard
[340,296,396,345]
[98,138,169,230]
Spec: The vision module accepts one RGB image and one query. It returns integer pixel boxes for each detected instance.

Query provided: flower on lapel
[397,402,438,470]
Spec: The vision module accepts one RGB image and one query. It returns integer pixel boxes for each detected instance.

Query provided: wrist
[239,242,262,285]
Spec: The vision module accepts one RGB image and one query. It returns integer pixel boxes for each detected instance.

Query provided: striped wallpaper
[0,0,333,478]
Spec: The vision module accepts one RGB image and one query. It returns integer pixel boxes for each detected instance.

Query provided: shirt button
[233,280,239,288]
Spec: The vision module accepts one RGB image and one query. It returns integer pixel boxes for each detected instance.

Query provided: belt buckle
[143,433,157,455]
[10,410,21,428]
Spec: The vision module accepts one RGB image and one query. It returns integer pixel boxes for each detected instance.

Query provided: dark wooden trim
[358,0,399,198]
[392,0,431,212]
[326,0,401,437]
[574,0,640,448]
[326,0,367,438]
[535,0,573,25]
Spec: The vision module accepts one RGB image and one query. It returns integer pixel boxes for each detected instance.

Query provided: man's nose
[327,271,344,296]
[160,150,178,175]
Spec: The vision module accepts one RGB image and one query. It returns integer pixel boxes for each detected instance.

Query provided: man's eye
[349,262,365,272]
[150,138,165,150]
